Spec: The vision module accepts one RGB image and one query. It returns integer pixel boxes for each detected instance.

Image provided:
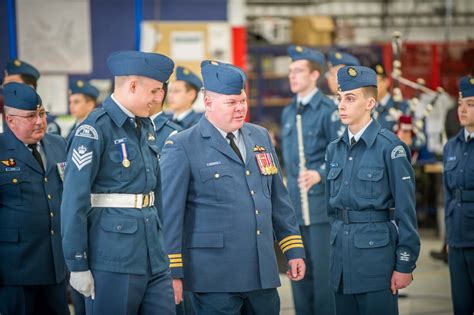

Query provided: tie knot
[226,133,236,141]
[28,143,38,150]
[468,135,472,143]
[350,136,357,146]
[297,102,304,115]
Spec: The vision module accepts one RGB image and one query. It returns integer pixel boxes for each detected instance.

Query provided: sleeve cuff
[278,235,305,260]
[66,259,89,272]
[168,253,184,278]
[395,263,415,274]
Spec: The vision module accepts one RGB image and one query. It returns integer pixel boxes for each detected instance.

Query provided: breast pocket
[327,167,343,197]
[355,167,384,199]
[444,160,458,189]
[0,172,31,206]
[199,166,236,204]
[108,146,139,181]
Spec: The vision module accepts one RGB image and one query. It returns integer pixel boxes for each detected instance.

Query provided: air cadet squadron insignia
[256,153,278,175]
[1,158,16,167]
[391,145,407,159]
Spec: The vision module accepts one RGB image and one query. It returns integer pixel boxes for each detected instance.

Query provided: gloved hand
[70,270,95,299]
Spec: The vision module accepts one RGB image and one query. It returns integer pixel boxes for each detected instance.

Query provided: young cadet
[443,75,474,315]
[67,80,100,140]
[61,51,176,314]
[281,45,343,315]
[326,51,361,104]
[160,60,305,314]
[167,66,202,129]
[0,83,69,314]
[326,66,420,315]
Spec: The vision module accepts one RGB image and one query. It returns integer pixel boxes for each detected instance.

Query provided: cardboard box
[291,16,335,46]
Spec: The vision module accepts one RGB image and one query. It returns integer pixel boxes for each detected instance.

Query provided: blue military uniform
[171,109,202,129]
[281,45,343,315]
[152,113,182,152]
[443,76,474,314]
[326,66,420,315]
[0,83,69,315]
[61,51,175,314]
[327,51,360,68]
[160,60,304,314]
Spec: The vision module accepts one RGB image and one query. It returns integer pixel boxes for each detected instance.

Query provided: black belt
[454,189,474,202]
[335,209,392,224]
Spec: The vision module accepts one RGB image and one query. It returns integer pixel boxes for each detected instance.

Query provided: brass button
[12,178,18,184]
[251,190,255,195]
[50,230,54,235]
[214,173,220,179]
[44,177,48,183]
[257,230,261,235]
[47,194,52,200]
[50,212,54,217]
[255,210,260,215]
[245,170,250,176]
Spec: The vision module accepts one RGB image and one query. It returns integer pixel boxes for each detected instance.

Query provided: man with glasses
[0,82,69,315]
[61,51,176,314]
[281,45,343,315]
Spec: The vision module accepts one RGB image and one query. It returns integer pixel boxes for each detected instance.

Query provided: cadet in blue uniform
[443,76,474,315]
[67,80,99,140]
[0,83,69,315]
[3,59,62,135]
[326,51,360,104]
[281,45,343,315]
[167,66,202,129]
[160,60,306,314]
[61,51,176,314]
[326,66,420,315]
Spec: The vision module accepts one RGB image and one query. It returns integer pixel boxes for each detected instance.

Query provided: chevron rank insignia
[72,145,93,171]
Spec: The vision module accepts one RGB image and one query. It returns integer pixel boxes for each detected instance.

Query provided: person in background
[67,80,99,140]
[326,51,361,105]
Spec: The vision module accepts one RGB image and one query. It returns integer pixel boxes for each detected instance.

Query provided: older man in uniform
[0,83,69,314]
[326,66,420,315]
[281,45,343,315]
[67,80,100,140]
[326,51,361,104]
[443,76,474,315]
[160,60,306,314]
[61,51,176,314]
[167,66,202,129]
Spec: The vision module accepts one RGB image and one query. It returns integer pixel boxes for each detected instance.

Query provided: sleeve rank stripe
[279,235,302,246]
[170,263,183,268]
[169,258,182,263]
[280,239,304,251]
[168,254,182,258]
[282,243,304,253]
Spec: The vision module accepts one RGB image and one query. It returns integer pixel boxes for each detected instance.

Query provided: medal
[119,143,131,168]
[122,159,131,168]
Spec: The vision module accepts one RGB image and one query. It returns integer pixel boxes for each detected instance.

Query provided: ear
[4,114,15,129]
[367,97,377,112]
[310,70,320,83]
[129,79,137,94]
[203,94,213,112]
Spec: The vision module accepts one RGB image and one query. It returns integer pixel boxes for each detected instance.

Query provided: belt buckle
[142,194,150,208]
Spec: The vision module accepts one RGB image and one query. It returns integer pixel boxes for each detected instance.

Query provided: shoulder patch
[75,124,98,140]
[391,145,407,159]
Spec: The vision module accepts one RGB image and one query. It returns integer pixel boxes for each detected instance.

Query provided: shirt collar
[379,93,391,107]
[297,88,319,106]
[464,128,474,142]
[150,111,164,121]
[348,119,373,142]
[111,94,135,118]
[214,125,240,142]
[173,108,193,121]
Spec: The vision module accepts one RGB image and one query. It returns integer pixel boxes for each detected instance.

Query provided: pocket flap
[357,167,384,182]
[187,233,224,248]
[100,215,138,234]
[444,160,458,171]
[0,172,29,185]
[327,167,342,180]
[354,232,389,249]
[108,146,138,163]
[199,166,232,182]
[0,229,19,242]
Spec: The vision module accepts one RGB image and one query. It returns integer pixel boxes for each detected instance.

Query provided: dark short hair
[20,74,38,89]
[83,94,97,104]
[184,82,199,103]
[307,60,322,74]
[362,86,378,101]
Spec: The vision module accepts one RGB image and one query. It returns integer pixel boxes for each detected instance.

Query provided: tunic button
[344,231,349,235]
[44,177,48,183]
[50,212,54,217]
[367,174,372,178]
[344,181,348,185]
[214,173,220,179]
[50,230,54,235]
[256,210,260,215]
[369,241,374,246]
[246,170,250,176]
[460,169,464,173]
[145,218,149,223]
[257,230,261,235]
[464,152,468,156]
[12,178,18,184]
[117,225,123,231]
[251,190,256,195]
[47,194,52,200]
[349,157,353,161]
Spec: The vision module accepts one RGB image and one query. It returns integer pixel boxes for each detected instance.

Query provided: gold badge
[375,64,384,75]
[165,140,174,145]
[122,159,131,168]
[335,52,342,59]
[210,61,219,66]
[14,59,22,67]
[348,67,357,77]
[1,158,16,167]
[147,133,156,141]
[470,78,474,85]
[183,68,190,75]
[77,80,84,88]
[253,145,266,152]
[295,46,303,52]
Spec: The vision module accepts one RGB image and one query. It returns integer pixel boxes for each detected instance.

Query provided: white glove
[70,270,95,299]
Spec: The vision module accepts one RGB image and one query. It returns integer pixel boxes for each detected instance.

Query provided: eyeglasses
[8,110,49,122]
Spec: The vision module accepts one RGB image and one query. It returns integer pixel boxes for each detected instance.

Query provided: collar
[464,128,474,142]
[111,94,135,118]
[214,125,240,142]
[102,95,130,128]
[150,111,164,121]
[173,108,193,121]
[378,93,391,107]
[343,119,380,148]
[297,88,319,106]
[348,119,373,142]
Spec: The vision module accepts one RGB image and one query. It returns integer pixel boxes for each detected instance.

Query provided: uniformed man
[281,45,343,315]
[160,60,306,314]
[61,51,176,314]
[326,51,360,104]
[67,79,100,140]
[326,66,420,315]
[3,59,62,135]
[443,75,474,315]
[0,82,69,315]
[167,66,202,129]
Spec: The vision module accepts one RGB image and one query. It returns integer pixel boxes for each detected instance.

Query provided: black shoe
[430,250,448,263]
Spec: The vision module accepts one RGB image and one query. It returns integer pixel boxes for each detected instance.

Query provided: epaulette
[84,107,107,123]
[330,134,344,144]
[165,120,181,131]
[379,128,399,143]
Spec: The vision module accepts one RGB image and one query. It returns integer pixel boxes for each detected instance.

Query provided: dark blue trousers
[291,223,334,315]
[190,288,279,315]
[70,285,85,315]
[334,288,398,315]
[448,246,474,315]
[176,290,195,315]
[85,269,175,315]
[0,278,69,315]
